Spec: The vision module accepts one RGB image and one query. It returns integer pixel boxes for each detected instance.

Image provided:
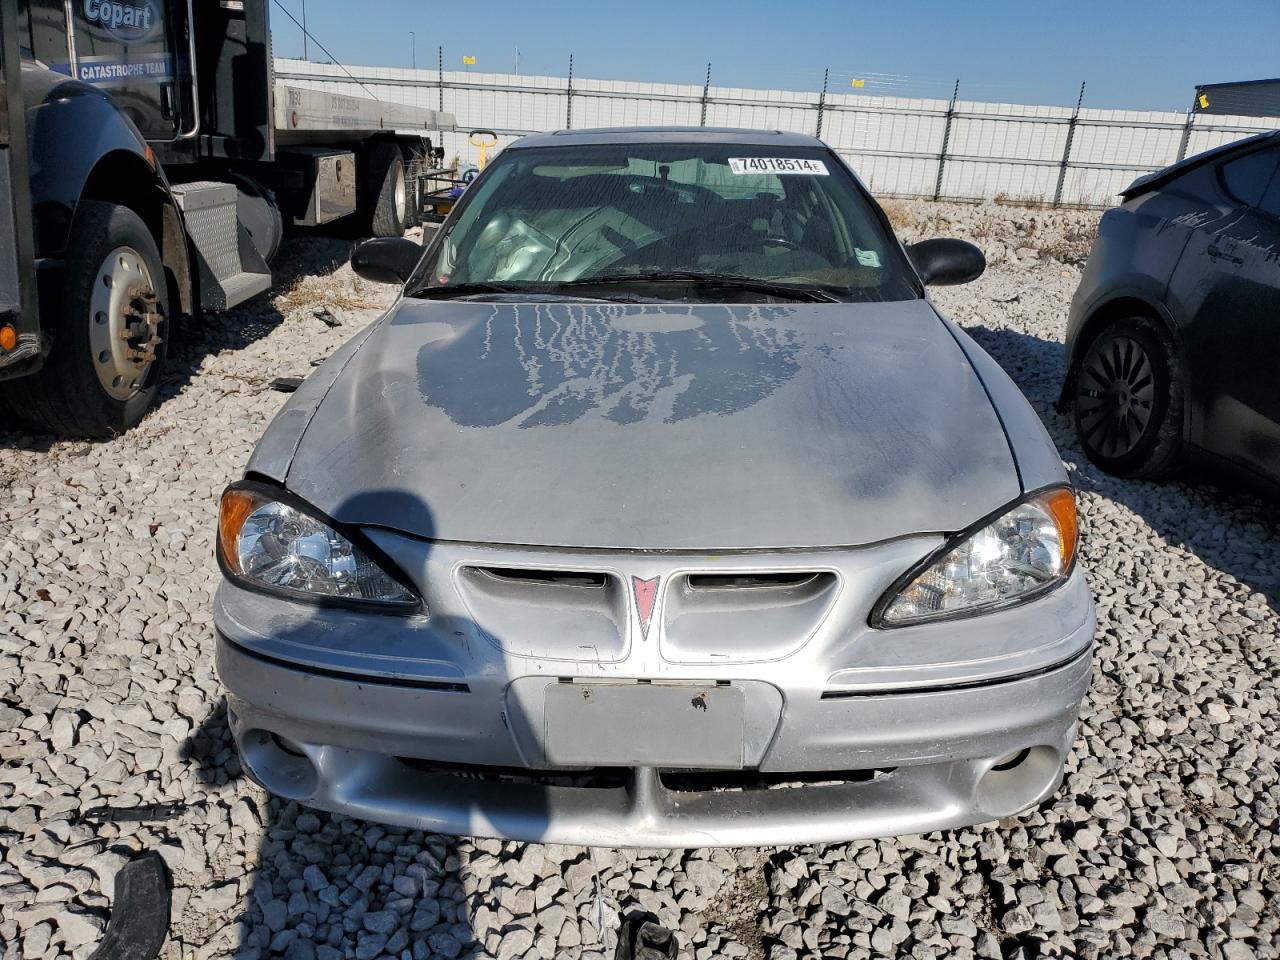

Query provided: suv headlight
[218,483,421,612]
[873,487,1079,627]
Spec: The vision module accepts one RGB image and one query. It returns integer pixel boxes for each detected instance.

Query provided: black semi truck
[0,0,453,435]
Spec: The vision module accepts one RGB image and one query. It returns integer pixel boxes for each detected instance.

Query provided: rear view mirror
[351,237,422,285]
[906,238,986,286]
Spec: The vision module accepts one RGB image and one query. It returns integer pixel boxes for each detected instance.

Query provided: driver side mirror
[351,237,423,285]
[906,238,986,286]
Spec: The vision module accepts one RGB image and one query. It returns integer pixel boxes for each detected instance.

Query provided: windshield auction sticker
[728,158,829,175]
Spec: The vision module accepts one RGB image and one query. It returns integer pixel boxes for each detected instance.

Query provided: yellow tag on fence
[1198,93,1209,109]
[852,79,865,88]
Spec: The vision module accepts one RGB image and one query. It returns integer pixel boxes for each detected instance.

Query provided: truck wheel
[0,202,170,437]
[366,142,408,237]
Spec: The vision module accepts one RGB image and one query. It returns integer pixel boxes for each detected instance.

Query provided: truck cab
[0,0,451,436]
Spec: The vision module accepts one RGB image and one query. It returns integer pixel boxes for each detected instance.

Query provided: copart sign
[82,0,161,43]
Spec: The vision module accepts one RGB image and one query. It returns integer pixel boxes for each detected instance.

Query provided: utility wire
[270,0,381,101]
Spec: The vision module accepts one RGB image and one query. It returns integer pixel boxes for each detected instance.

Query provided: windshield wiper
[556,271,845,303]
[413,281,528,298]
[411,282,653,303]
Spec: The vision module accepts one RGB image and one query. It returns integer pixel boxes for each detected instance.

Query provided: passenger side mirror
[906,238,986,286]
[350,237,423,285]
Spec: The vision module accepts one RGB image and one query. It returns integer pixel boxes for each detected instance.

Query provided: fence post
[1176,92,1198,162]
[933,79,959,201]
[815,68,829,138]
[1053,81,1086,207]
[699,63,711,126]
[565,54,574,129]
[437,46,444,115]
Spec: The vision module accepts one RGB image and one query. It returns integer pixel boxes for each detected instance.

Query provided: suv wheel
[1073,316,1183,479]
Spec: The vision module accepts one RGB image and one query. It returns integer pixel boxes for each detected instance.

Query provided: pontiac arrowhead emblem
[632,575,659,640]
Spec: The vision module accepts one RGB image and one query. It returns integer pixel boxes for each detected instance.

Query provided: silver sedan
[214,128,1094,846]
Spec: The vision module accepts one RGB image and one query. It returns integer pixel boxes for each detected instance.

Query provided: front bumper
[215,534,1094,846]
[216,627,1091,847]
[220,640,1089,846]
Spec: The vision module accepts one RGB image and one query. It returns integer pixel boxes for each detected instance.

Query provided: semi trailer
[0,0,454,435]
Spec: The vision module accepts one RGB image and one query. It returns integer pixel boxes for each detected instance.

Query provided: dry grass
[967,218,996,239]
[992,191,1055,210]
[878,197,914,230]
[873,195,1100,267]
[273,272,381,314]
[1035,226,1097,265]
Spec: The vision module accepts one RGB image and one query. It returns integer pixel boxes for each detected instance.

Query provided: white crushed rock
[1,207,1277,960]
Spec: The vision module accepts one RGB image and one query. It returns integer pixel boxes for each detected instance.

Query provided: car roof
[507,127,827,150]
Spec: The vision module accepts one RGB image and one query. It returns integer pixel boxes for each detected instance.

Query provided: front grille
[455,564,626,661]
[661,569,840,663]
[685,572,825,590]
[475,567,608,588]
[396,757,628,789]
[394,759,896,794]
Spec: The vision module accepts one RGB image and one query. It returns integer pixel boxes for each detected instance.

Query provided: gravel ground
[1,203,1278,960]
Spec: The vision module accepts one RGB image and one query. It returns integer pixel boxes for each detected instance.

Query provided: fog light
[976,745,1061,818]
[992,748,1030,771]
[239,728,319,801]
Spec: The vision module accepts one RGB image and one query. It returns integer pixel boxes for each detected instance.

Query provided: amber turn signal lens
[1042,487,1079,571]
[0,326,16,351]
[218,488,264,573]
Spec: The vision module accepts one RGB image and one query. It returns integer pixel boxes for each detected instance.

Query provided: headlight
[218,484,420,612]
[874,487,1079,627]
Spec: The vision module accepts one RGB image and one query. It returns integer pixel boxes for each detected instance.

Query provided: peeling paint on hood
[280,298,1021,550]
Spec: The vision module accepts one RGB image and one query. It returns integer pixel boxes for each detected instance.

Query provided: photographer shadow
[179,488,631,960]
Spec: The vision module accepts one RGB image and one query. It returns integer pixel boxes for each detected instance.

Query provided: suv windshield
[409,142,919,302]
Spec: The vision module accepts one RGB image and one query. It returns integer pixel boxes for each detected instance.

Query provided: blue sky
[271,0,1280,111]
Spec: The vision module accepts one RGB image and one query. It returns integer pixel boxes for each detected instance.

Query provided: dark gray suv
[1061,131,1280,491]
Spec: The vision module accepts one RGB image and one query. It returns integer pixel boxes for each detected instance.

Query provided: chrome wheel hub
[89,246,163,401]
[393,163,408,223]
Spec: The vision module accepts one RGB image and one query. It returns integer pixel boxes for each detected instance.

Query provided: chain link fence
[276,56,1280,207]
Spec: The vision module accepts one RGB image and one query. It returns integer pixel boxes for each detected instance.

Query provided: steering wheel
[761,236,799,250]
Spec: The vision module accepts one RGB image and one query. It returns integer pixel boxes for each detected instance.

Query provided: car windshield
[408,141,920,303]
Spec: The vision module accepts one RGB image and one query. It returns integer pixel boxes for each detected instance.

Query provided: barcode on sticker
[728,157,829,175]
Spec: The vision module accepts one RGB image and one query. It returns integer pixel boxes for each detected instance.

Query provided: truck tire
[0,202,170,437]
[366,142,408,237]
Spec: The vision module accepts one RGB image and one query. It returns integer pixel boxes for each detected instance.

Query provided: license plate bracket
[542,682,745,768]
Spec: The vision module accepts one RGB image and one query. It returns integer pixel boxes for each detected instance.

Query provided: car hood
[281,298,1020,550]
